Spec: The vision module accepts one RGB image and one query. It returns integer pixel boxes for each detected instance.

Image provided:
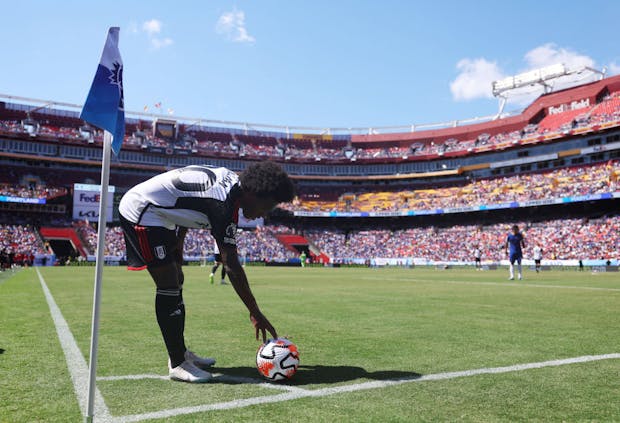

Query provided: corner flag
[80,27,125,154]
[81,27,125,423]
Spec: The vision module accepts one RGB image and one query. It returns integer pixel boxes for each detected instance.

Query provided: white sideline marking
[98,373,308,393]
[362,276,620,292]
[112,353,620,423]
[36,268,112,422]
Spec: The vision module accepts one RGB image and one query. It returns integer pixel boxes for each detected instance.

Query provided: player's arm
[521,236,526,250]
[218,240,277,342]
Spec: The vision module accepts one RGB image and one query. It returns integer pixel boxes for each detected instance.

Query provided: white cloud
[138,19,172,50]
[524,43,594,69]
[128,21,139,34]
[608,62,620,75]
[451,44,598,104]
[216,9,255,43]
[142,19,162,36]
[450,58,505,101]
[151,37,173,49]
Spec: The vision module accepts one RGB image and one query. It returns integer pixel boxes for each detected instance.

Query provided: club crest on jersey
[154,245,167,260]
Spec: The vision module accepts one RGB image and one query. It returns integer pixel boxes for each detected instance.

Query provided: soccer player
[505,225,525,280]
[533,245,543,273]
[209,241,227,285]
[119,162,295,383]
[473,245,482,270]
[299,250,307,268]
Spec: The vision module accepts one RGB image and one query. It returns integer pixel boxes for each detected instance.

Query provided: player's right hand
[250,311,278,342]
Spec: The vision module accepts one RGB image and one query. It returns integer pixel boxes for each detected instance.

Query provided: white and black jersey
[119,165,241,246]
[533,246,543,261]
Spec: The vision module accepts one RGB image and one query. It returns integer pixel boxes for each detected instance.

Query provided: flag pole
[85,130,112,423]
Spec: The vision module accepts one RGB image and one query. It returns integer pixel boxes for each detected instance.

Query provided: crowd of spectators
[3,215,618,265]
[3,91,620,163]
[78,223,297,262]
[303,215,619,262]
[0,183,67,199]
[284,160,619,213]
[0,224,47,269]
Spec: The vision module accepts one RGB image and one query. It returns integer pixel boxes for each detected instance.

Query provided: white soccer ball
[256,338,300,381]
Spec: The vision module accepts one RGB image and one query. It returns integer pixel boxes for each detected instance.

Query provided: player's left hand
[250,311,278,342]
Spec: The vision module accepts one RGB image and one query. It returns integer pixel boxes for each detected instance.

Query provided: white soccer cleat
[518,275,523,280]
[185,349,216,369]
[168,360,212,383]
[508,277,514,280]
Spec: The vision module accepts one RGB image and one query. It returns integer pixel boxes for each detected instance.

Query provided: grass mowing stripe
[35,268,112,422]
[112,353,620,422]
[0,269,18,286]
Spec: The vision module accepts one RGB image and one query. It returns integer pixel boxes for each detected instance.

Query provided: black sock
[211,263,219,274]
[221,267,226,281]
[178,288,185,345]
[155,288,186,368]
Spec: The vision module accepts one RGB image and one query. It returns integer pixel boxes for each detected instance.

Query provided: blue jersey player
[505,225,525,280]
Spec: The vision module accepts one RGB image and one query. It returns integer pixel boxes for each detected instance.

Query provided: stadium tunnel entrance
[47,239,79,264]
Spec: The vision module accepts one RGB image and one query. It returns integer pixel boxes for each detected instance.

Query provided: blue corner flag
[80,27,125,155]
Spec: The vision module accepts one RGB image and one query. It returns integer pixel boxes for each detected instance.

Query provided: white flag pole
[85,130,112,423]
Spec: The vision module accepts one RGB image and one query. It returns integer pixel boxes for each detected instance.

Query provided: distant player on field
[209,240,227,285]
[505,225,525,280]
[119,162,295,383]
[473,245,482,270]
[532,245,543,273]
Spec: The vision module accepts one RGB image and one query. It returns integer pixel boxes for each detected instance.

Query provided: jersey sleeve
[208,191,241,248]
[209,206,238,247]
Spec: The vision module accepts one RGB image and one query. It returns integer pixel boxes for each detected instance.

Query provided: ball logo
[154,245,166,260]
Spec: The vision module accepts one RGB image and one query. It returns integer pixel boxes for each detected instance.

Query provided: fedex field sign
[73,183,115,222]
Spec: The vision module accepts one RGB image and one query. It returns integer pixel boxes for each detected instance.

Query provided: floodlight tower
[492,63,606,118]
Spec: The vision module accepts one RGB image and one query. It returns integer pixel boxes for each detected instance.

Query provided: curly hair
[240,161,295,203]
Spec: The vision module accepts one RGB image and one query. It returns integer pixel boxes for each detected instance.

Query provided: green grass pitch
[1,265,619,421]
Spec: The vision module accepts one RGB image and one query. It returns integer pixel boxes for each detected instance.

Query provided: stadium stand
[302,216,619,262]
[283,160,619,213]
[0,224,48,260]
[1,73,620,268]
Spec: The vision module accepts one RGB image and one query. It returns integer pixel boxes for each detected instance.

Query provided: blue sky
[1,1,618,131]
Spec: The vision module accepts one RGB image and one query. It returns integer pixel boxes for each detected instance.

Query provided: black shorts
[120,215,180,270]
[534,259,541,265]
[214,253,222,262]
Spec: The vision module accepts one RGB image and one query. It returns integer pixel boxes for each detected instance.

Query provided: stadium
[1,68,619,269]
[2,46,620,421]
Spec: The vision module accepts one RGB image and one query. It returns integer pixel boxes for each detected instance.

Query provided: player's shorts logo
[154,245,167,260]
[225,223,237,238]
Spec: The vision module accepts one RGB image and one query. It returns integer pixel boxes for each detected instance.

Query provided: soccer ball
[256,338,299,381]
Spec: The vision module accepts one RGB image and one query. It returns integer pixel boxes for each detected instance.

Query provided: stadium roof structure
[491,63,606,117]
[1,70,619,146]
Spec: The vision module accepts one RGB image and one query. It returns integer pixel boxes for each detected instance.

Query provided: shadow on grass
[212,364,421,386]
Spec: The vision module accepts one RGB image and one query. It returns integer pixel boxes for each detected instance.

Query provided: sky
[1,1,618,132]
